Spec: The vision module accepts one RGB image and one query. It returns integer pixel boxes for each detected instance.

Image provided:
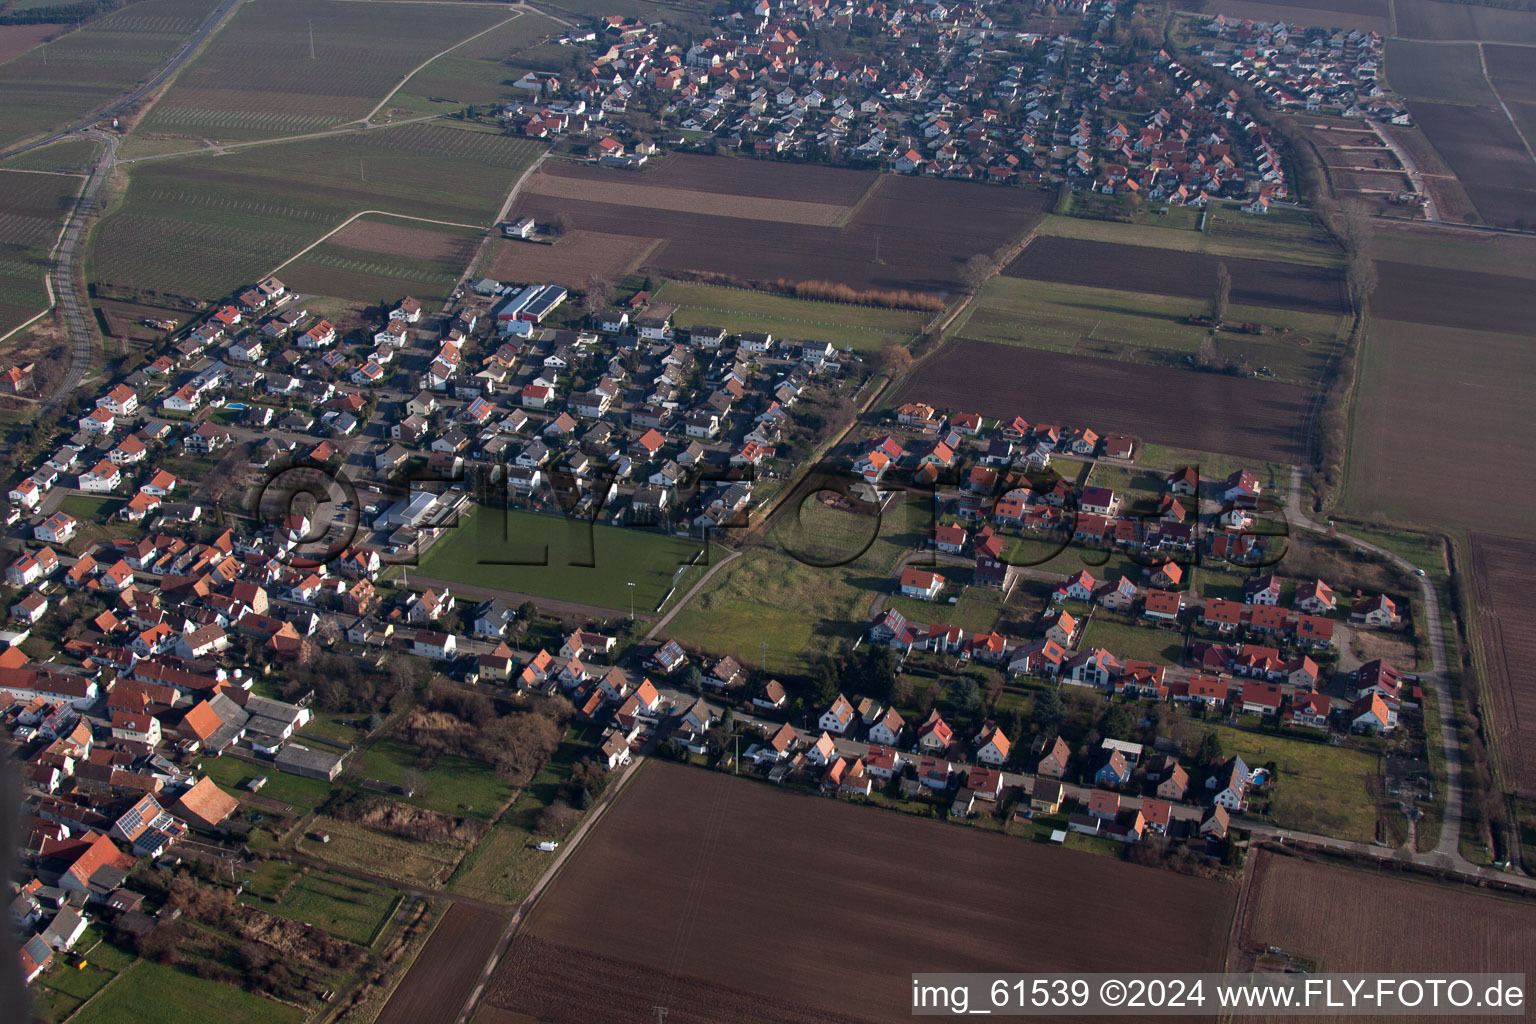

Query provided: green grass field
[69,959,305,1024]
[883,583,1008,635]
[654,279,927,353]
[0,0,220,149]
[90,125,544,299]
[1207,723,1382,843]
[243,870,398,946]
[139,0,508,142]
[1041,210,1344,268]
[1076,614,1184,663]
[414,506,706,612]
[0,169,80,334]
[30,928,136,1021]
[353,736,513,820]
[450,734,591,905]
[198,755,334,813]
[666,494,930,674]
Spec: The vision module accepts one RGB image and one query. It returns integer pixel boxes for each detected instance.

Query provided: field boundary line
[833,170,887,228]
[1476,43,1536,167]
[451,755,650,1024]
[365,9,530,123]
[265,210,486,279]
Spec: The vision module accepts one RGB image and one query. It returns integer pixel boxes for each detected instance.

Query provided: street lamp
[627,581,636,621]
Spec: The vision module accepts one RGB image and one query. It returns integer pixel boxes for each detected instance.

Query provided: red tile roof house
[817,694,856,735]
[1036,734,1071,778]
[917,709,954,753]
[932,523,968,554]
[899,566,946,600]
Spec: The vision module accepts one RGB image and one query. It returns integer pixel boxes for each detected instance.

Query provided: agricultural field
[484,229,659,291]
[383,10,566,118]
[1384,40,1536,229]
[412,506,706,613]
[0,136,99,173]
[1240,851,1536,984]
[895,337,1312,463]
[509,158,1050,295]
[1374,259,1536,333]
[1468,534,1536,794]
[0,23,54,63]
[139,0,508,142]
[655,279,927,353]
[281,214,482,308]
[1342,318,1536,539]
[1394,0,1536,44]
[1006,236,1348,315]
[480,761,1237,1023]
[1378,122,1480,225]
[89,125,544,299]
[1037,209,1344,268]
[376,902,508,1024]
[0,0,220,149]
[69,958,305,1024]
[953,272,1346,389]
[0,169,80,335]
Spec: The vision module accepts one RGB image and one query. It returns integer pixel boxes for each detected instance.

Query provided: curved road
[1286,468,1474,870]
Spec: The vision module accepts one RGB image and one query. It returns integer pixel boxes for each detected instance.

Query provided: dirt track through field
[482,761,1235,1022]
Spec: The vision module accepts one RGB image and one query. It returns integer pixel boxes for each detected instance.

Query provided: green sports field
[413,506,706,612]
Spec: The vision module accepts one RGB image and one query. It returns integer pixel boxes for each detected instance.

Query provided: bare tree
[1211,262,1231,322]
[880,343,914,376]
[581,272,612,315]
[1337,201,1377,312]
[962,253,992,293]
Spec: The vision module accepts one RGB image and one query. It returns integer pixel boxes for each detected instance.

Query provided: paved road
[44,131,118,411]
[0,0,241,160]
[1285,468,1474,871]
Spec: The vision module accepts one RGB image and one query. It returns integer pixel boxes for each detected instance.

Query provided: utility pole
[309,20,315,60]
[627,581,635,621]
[760,640,767,675]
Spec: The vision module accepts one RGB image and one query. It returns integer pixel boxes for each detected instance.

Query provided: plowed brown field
[509,162,1049,293]
[1469,534,1536,792]
[481,761,1236,1023]
[1004,236,1348,314]
[899,338,1311,462]
[1237,851,1536,1022]
[486,229,660,290]
[376,903,507,1024]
